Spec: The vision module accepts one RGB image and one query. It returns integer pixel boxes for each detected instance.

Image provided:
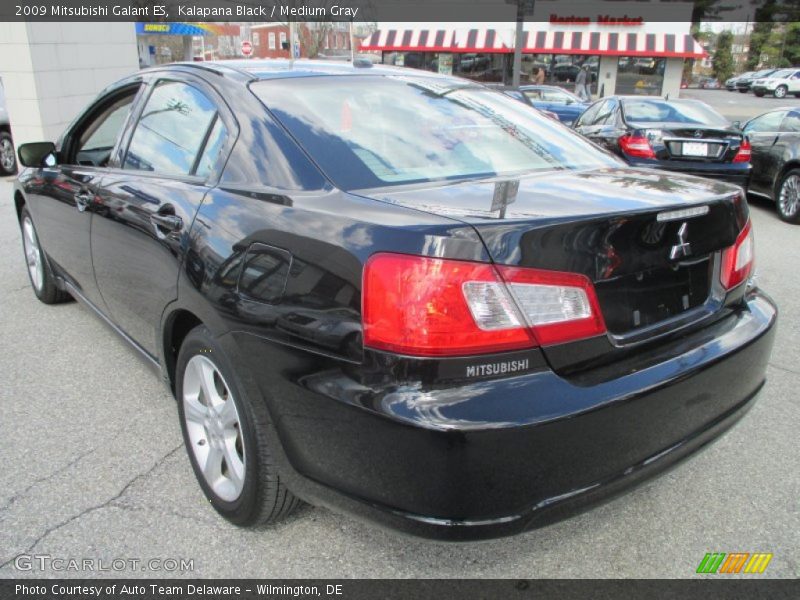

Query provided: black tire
[739,88,748,93]
[754,91,765,97]
[176,325,300,526]
[0,131,17,175]
[774,85,788,99]
[775,168,800,224]
[18,207,70,304]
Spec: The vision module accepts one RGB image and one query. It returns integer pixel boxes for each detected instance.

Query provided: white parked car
[0,76,17,175]
[751,68,800,99]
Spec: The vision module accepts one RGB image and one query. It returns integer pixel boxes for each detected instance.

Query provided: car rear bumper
[230,290,776,540]
[627,160,750,189]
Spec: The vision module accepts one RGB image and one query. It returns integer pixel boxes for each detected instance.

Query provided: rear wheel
[776,169,800,224]
[0,131,16,175]
[19,207,70,304]
[774,85,788,99]
[176,325,300,526]
[754,90,765,97]
[739,88,748,93]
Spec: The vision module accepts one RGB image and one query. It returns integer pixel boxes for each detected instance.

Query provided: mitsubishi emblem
[670,222,691,260]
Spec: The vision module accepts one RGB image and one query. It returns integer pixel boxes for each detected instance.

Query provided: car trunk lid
[357,166,748,371]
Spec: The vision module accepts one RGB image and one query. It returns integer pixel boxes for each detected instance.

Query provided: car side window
[541,90,570,104]
[124,80,228,177]
[71,91,138,167]
[745,110,789,134]
[780,111,800,133]
[593,100,618,126]
[575,101,602,127]
[523,90,544,101]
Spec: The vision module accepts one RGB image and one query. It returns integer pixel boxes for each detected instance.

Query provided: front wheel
[754,91,765,97]
[19,207,70,304]
[739,88,748,93]
[176,325,300,526]
[0,131,16,175]
[776,169,800,224]
[774,85,788,99]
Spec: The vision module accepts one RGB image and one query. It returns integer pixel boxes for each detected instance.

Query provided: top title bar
[1,0,799,23]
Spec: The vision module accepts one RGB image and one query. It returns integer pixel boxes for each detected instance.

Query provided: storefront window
[382,51,508,83]
[615,57,666,96]
[381,51,602,94]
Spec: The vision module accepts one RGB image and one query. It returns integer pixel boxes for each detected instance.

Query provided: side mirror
[18,142,56,168]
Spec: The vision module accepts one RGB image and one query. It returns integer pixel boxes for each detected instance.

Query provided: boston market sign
[549,14,645,26]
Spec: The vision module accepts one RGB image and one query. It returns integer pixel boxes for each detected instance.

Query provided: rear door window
[123,80,227,177]
[746,111,789,134]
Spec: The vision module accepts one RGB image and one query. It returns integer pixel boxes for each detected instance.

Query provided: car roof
[161,59,453,82]
[518,85,572,91]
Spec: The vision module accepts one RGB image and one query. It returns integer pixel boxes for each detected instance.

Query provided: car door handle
[149,213,182,234]
[75,191,92,212]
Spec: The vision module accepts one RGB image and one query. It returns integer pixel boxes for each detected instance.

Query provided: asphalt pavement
[0,170,798,578]
[680,88,800,123]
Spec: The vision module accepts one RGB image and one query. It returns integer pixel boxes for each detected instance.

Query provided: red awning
[360,28,511,53]
[360,28,705,59]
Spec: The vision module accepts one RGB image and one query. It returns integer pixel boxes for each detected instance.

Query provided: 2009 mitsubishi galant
[13,61,776,540]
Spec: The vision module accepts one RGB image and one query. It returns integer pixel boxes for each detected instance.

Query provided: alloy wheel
[22,217,44,292]
[774,85,787,99]
[779,174,800,218]
[182,354,246,502]
[0,138,14,172]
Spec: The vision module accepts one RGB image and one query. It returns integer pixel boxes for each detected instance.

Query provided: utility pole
[512,0,525,87]
[289,20,296,67]
[350,20,355,62]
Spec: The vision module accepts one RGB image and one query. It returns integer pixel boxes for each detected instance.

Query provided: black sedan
[573,96,751,187]
[13,61,775,540]
[735,68,778,93]
[744,107,800,222]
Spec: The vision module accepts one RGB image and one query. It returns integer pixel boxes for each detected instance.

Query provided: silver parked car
[751,68,800,99]
[0,77,17,175]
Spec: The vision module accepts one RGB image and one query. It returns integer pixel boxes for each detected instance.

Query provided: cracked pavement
[0,177,798,578]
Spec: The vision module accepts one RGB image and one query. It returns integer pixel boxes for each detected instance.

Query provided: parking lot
[1,159,798,577]
[680,88,800,123]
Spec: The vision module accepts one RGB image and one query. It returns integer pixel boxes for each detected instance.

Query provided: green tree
[712,30,735,83]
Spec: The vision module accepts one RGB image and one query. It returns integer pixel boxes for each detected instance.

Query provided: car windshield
[252,75,617,190]
[622,99,729,127]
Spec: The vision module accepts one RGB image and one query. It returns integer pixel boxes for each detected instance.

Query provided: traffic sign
[241,40,253,57]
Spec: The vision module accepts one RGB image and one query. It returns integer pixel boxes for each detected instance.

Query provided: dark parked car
[13,61,776,540]
[573,96,752,187]
[726,71,754,91]
[0,76,17,175]
[504,85,590,125]
[551,63,581,82]
[743,107,800,222]
[735,69,778,93]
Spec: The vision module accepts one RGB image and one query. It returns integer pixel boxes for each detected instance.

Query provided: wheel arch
[774,160,800,198]
[161,308,204,394]
[14,190,26,221]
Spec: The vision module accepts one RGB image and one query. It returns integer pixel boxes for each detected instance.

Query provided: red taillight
[362,254,606,357]
[732,138,751,163]
[618,133,655,159]
[720,220,754,290]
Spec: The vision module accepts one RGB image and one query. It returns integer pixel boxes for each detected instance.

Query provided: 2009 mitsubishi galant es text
[14,61,776,540]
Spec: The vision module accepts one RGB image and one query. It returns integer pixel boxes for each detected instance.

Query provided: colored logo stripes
[697,552,773,574]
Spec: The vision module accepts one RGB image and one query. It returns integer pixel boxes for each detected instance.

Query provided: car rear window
[622,100,729,127]
[252,75,617,190]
